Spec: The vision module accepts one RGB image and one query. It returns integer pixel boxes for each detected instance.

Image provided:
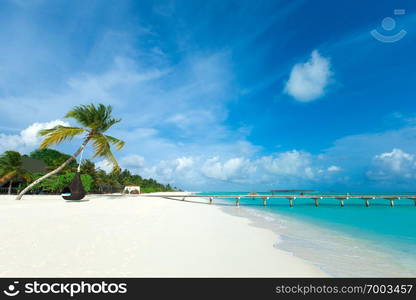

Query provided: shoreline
[220,201,416,277]
[0,192,327,277]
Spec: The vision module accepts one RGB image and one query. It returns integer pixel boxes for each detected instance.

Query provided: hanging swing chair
[62,149,86,201]
[62,172,86,200]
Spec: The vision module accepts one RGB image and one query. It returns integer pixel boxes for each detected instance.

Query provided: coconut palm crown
[0,151,32,195]
[16,104,125,200]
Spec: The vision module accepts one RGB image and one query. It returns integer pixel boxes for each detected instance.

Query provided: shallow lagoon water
[199,192,416,277]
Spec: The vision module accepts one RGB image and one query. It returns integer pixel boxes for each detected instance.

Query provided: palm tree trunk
[8,180,13,195]
[16,138,90,200]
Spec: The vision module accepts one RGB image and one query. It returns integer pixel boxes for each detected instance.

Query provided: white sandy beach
[0,192,327,277]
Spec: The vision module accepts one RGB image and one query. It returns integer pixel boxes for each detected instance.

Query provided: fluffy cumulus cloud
[258,150,313,177]
[284,50,332,102]
[120,154,145,170]
[134,127,416,190]
[367,148,416,181]
[142,157,200,187]
[140,150,342,190]
[201,157,255,182]
[0,120,69,153]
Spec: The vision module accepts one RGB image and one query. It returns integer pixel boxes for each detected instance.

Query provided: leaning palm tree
[0,151,32,195]
[16,104,125,200]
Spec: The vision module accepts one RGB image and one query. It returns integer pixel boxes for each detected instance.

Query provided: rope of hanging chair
[77,147,85,173]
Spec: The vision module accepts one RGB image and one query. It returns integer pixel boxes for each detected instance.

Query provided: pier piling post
[209,197,213,204]
[340,199,344,207]
[289,197,295,208]
[390,199,394,207]
[236,197,240,207]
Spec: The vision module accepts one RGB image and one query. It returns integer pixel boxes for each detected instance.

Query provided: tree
[16,104,125,200]
[28,173,93,193]
[0,151,32,195]
[80,159,96,175]
[80,159,99,190]
[94,169,110,193]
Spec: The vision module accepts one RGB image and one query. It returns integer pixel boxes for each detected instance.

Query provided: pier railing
[139,194,416,207]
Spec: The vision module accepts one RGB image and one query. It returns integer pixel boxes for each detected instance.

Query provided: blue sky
[0,0,416,192]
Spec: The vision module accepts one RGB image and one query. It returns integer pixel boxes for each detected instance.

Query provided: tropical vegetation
[0,149,176,194]
[1,104,177,197]
[0,151,32,195]
[16,104,125,200]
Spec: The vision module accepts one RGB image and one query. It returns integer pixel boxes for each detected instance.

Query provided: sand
[0,192,327,277]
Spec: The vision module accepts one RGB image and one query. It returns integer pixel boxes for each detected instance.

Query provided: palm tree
[0,151,32,195]
[80,159,97,175]
[16,104,125,200]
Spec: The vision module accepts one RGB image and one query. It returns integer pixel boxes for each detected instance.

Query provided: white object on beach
[123,186,141,194]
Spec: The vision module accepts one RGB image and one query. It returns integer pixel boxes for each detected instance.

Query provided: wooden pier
[140,193,416,207]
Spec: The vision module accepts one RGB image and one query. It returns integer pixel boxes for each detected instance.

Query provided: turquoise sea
[197,192,416,277]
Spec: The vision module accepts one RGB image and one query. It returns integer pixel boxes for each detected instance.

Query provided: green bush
[80,174,93,192]
[140,187,158,193]
[29,173,92,193]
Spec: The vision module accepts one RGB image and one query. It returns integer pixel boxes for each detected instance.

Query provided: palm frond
[103,150,121,172]
[104,135,125,150]
[65,104,121,132]
[91,134,121,171]
[99,117,121,132]
[91,134,109,157]
[18,170,33,182]
[39,126,85,149]
[0,170,17,185]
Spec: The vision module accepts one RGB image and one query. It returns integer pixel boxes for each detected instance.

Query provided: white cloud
[0,120,69,153]
[201,157,255,181]
[367,148,416,181]
[258,150,313,177]
[375,148,414,172]
[67,57,167,106]
[96,159,113,173]
[142,156,200,186]
[20,120,69,145]
[136,149,342,190]
[165,110,218,133]
[327,165,341,172]
[120,154,145,170]
[175,157,194,171]
[284,50,332,102]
